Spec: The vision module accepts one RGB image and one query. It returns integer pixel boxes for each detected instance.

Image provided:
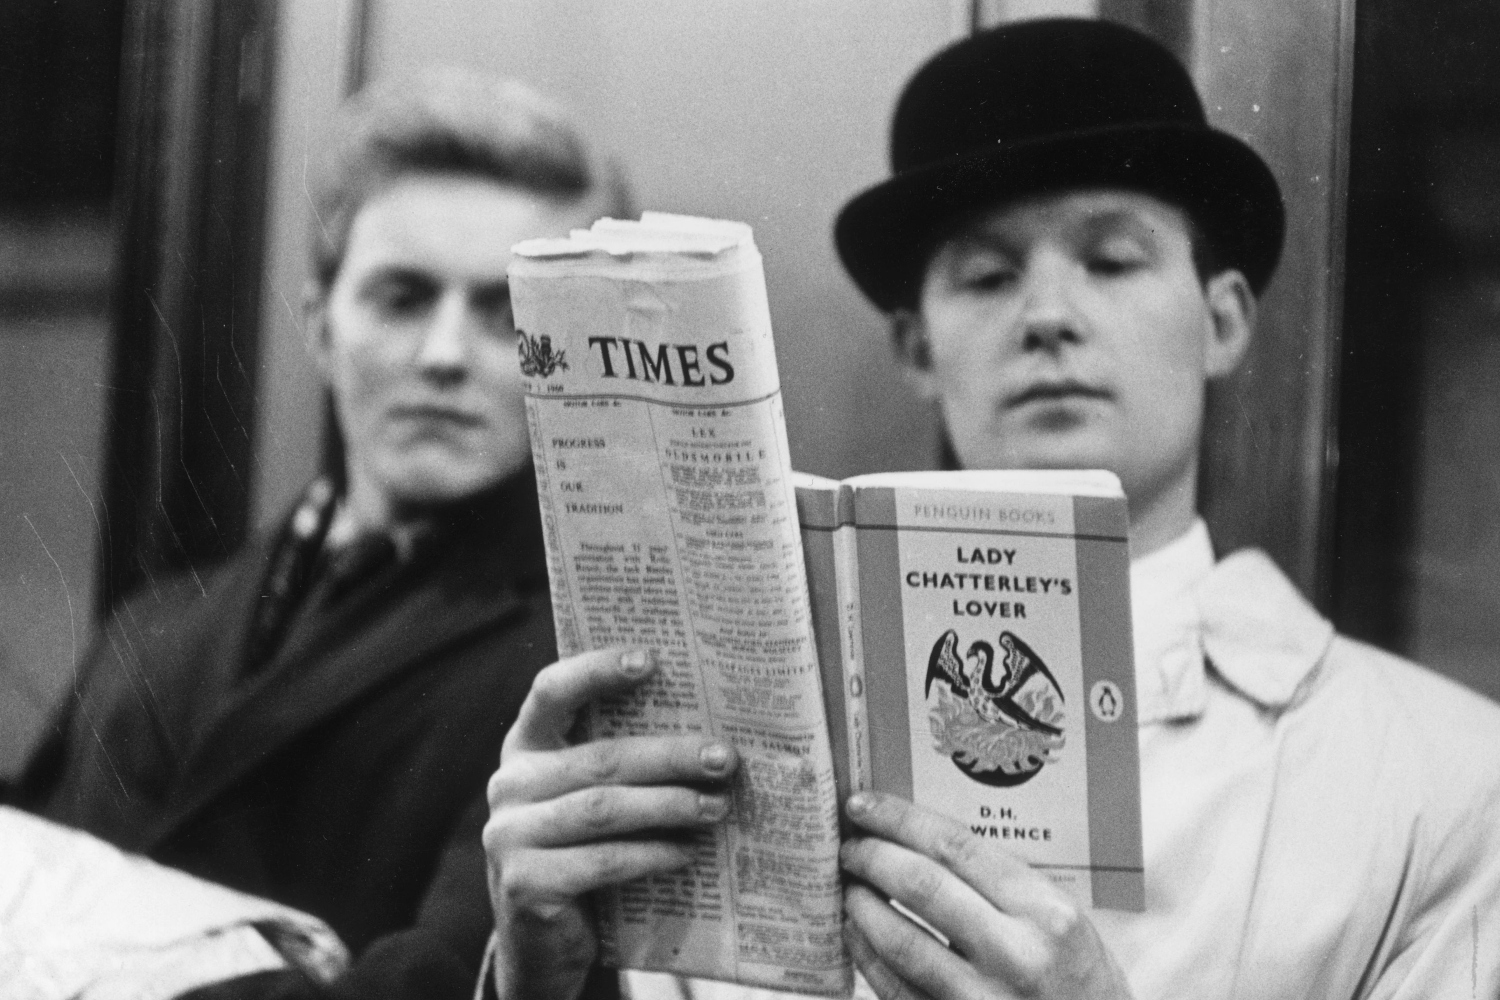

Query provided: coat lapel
[159,541,278,763]
[148,569,526,850]
[147,470,549,851]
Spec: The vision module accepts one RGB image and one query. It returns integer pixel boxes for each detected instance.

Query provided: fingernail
[620,649,653,678]
[699,793,730,820]
[846,792,873,816]
[700,743,731,773]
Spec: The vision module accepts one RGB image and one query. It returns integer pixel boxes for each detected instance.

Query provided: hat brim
[835,122,1285,311]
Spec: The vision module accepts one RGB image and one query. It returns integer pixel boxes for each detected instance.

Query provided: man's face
[905,189,1250,511]
[314,174,593,514]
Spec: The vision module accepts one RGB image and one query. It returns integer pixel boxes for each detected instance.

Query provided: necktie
[240,478,337,679]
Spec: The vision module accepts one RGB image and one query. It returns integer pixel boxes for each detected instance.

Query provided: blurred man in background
[8,67,626,998]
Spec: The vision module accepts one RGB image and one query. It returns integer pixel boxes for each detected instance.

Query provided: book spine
[833,485,872,795]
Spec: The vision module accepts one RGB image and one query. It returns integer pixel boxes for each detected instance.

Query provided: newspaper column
[509,215,849,997]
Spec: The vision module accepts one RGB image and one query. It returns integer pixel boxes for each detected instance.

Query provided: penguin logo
[1089,680,1124,723]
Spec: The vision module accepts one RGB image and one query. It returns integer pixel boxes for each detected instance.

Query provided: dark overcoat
[10,473,555,999]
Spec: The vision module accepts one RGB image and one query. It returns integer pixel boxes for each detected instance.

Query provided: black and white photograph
[1,1,1496,998]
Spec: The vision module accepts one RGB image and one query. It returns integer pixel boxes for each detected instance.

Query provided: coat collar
[1131,521,1214,725]
[1132,523,1335,725]
[1195,549,1335,711]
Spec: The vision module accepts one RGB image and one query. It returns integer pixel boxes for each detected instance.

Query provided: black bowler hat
[835,18,1285,311]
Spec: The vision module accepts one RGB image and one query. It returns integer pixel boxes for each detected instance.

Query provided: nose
[1018,252,1082,354]
[415,290,470,385]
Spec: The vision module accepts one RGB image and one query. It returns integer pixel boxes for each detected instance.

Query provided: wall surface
[1191,0,1354,601]
[251,0,966,530]
[1409,275,1500,700]
[250,0,362,528]
[0,310,108,775]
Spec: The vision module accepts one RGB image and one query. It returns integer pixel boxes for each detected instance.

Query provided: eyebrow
[358,266,438,292]
[1075,210,1162,244]
[355,269,511,299]
[954,206,1168,248]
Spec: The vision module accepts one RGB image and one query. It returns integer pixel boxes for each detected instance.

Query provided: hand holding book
[841,791,1134,1000]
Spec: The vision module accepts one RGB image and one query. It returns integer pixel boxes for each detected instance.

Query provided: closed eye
[951,251,1019,293]
[1084,234,1152,277]
[963,268,1018,292]
[1086,253,1146,277]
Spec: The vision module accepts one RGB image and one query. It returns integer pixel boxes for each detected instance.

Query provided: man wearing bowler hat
[480,17,1500,1000]
[825,16,1500,1000]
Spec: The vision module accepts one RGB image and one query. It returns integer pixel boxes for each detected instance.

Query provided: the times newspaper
[509,214,850,996]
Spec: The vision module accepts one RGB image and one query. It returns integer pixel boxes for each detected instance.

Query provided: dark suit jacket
[10,473,556,998]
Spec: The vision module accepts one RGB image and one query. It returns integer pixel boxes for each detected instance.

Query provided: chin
[379,455,523,508]
[955,428,1121,473]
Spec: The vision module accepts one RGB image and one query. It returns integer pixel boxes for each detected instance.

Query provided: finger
[506,648,656,752]
[845,882,988,1000]
[499,783,732,848]
[842,834,1034,982]
[846,792,1044,915]
[493,840,695,910]
[489,735,737,807]
[843,902,937,1000]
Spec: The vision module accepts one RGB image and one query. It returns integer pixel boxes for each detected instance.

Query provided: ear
[891,308,941,401]
[303,280,335,381]
[1202,269,1255,380]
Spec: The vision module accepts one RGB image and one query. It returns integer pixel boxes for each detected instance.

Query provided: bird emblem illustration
[924,629,1066,786]
[517,329,569,377]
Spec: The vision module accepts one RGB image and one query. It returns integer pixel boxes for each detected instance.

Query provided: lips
[1005,380,1113,409]
[389,404,483,426]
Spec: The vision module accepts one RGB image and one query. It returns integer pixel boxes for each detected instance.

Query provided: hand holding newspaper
[509,214,849,996]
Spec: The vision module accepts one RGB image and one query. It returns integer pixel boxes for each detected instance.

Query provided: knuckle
[906,866,947,910]
[592,847,638,887]
[481,818,503,855]
[1039,897,1085,944]
[577,742,622,786]
[481,810,520,855]
[575,786,619,832]
[529,898,572,924]
[486,767,511,808]
[1008,925,1063,996]
[885,922,927,972]
[529,666,569,710]
[1006,947,1049,996]
[497,867,549,917]
[494,855,571,922]
[933,824,981,870]
[486,758,532,808]
[839,838,869,874]
[1012,965,1047,998]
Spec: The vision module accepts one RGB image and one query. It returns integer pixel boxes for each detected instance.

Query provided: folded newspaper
[1,806,348,1000]
[509,214,1141,997]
